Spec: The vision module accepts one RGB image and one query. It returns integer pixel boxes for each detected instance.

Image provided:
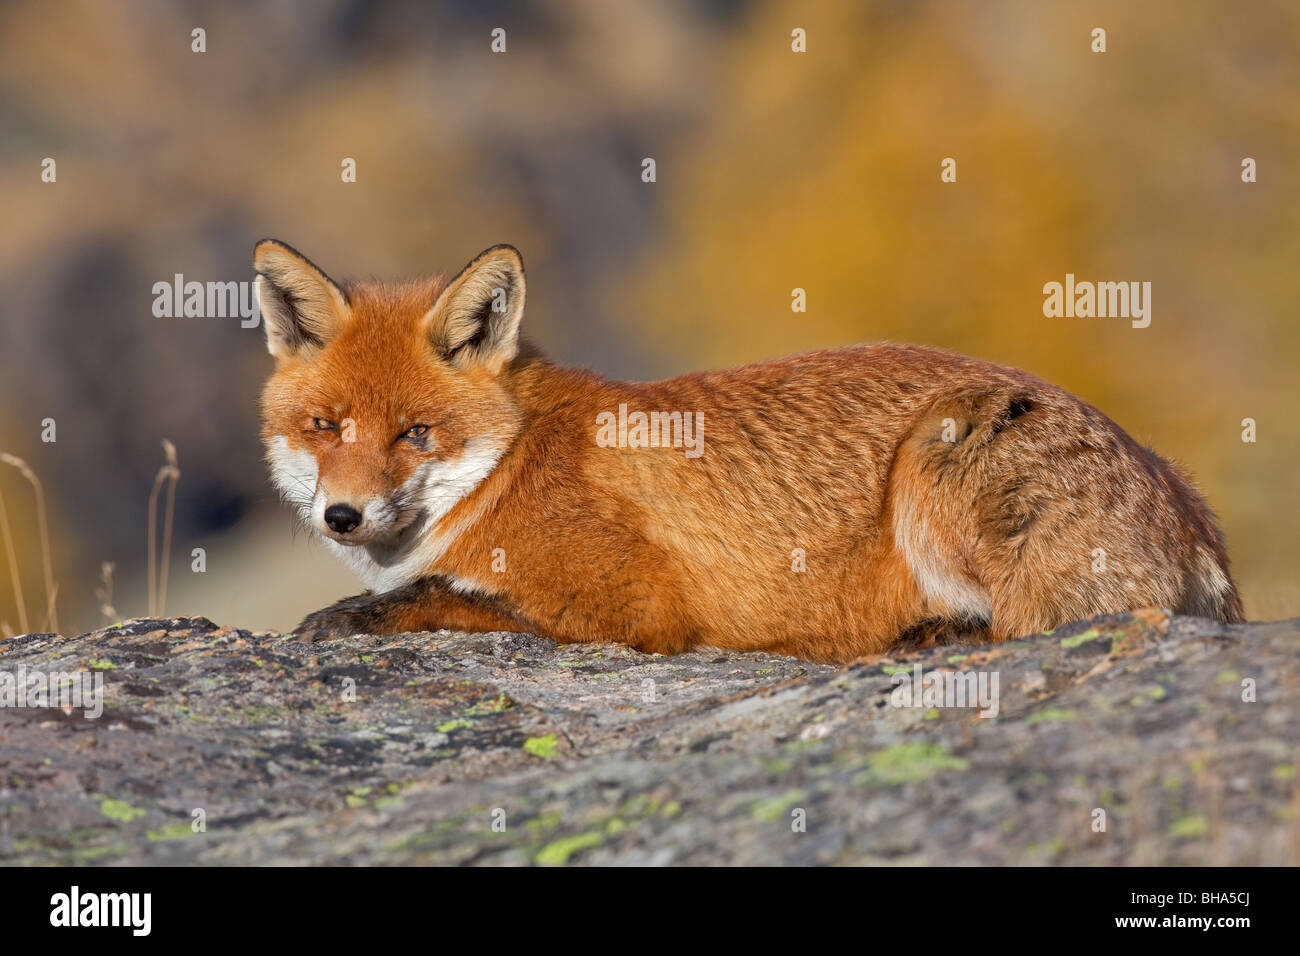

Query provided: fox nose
[324,504,362,534]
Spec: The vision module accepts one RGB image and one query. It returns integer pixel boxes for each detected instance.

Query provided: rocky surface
[0,609,1296,865]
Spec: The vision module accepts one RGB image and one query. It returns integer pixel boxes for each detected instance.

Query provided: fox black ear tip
[252,238,282,266]
[492,244,525,275]
[483,243,523,261]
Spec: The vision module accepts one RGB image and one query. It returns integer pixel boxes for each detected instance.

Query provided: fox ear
[253,240,350,361]
[425,244,525,373]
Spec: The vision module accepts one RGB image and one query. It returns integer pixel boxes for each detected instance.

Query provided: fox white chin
[265,433,504,593]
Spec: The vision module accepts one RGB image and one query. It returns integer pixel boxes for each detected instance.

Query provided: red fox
[255,240,1243,662]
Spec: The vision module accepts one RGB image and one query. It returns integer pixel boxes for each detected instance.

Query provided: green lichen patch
[146,821,194,841]
[750,789,808,823]
[1167,816,1208,839]
[535,831,603,865]
[99,797,146,823]
[523,733,559,759]
[855,742,969,786]
[1060,629,1107,650]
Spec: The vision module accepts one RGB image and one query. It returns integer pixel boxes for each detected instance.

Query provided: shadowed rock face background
[1,610,1295,865]
[1,0,1298,636]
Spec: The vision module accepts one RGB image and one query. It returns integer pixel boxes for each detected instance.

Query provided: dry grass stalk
[41,582,60,636]
[0,479,27,634]
[96,560,117,624]
[147,440,180,618]
[0,452,58,633]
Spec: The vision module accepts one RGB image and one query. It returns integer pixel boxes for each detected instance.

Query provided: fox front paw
[294,594,387,643]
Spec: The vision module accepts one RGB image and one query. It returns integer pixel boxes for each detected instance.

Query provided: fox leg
[294,576,533,642]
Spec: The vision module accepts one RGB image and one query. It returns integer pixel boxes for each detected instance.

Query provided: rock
[0,609,1296,865]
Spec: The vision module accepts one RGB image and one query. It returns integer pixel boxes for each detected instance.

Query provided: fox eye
[401,425,429,442]
[313,418,338,431]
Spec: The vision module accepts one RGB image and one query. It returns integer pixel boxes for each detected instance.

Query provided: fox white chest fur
[266,432,503,594]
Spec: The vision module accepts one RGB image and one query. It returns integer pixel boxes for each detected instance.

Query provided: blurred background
[0,0,1296,636]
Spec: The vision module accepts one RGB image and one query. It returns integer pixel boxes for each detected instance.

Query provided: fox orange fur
[255,240,1243,663]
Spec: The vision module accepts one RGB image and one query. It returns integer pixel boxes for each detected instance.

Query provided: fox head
[255,240,526,560]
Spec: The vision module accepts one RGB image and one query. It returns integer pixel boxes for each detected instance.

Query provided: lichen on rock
[0,610,1296,865]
